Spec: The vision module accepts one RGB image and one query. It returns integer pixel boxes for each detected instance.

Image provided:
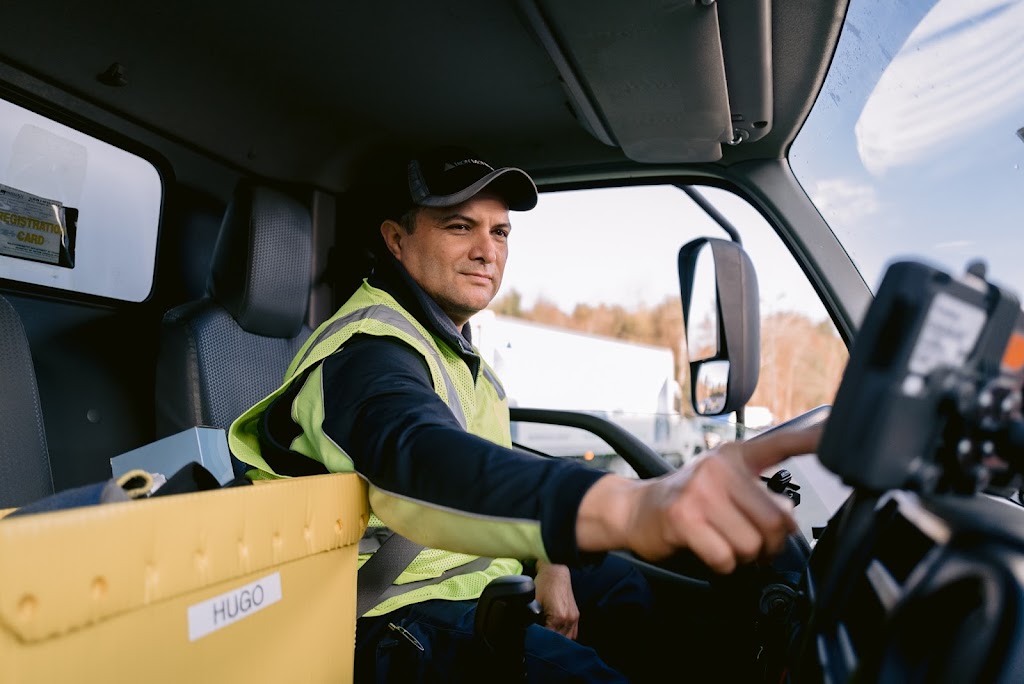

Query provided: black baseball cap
[390,145,538,217]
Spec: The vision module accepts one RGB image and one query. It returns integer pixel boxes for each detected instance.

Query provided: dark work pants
[354,554,656,683]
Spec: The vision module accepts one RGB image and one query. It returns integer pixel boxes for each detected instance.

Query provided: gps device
[819,259,1024,494]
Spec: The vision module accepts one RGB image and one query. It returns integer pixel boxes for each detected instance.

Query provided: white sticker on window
[187,572,282,641]
[0,183,73,266]
[907,292,986,377]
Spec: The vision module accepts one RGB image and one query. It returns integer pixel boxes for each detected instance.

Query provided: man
[229,146,821,681]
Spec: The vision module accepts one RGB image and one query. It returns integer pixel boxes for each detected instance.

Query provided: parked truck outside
[470,310,704,475]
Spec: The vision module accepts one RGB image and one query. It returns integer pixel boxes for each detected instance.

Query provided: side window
[0,97,162,302]
[697,187,848,428]
[475,184,847,477]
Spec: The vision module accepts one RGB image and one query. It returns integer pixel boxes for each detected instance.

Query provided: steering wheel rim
[639,405,832,583]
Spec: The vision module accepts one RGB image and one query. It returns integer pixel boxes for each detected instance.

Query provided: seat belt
[356,531,424,617]
[253,433,424,615]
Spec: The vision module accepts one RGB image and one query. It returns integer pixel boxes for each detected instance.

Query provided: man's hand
[576,423,823,574]
[532,559,580,640]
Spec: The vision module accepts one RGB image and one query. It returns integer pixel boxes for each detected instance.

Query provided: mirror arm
[677,185,742,245]
[735,405,746,437]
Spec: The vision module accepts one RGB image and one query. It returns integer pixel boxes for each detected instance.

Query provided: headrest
[207,182,312,338]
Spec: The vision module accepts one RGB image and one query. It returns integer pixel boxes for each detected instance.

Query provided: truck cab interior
[3,0,1024,681]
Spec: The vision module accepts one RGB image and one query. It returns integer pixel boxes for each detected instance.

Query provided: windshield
[791,0,1024,294]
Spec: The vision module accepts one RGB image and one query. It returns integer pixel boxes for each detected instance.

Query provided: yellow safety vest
[229,280,522,616]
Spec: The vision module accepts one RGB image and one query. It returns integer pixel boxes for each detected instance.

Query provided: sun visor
[518,0,772,163]
[718,0,773,145]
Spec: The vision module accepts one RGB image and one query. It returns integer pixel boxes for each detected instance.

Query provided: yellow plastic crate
[0,473,368,683]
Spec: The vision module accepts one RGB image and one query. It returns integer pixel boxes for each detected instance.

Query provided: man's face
[386,192,511,328]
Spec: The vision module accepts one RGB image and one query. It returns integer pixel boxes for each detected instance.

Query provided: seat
[156,185,226,310]
[155,181,314,439]
[0,294,55,508]
[154,180,538,671]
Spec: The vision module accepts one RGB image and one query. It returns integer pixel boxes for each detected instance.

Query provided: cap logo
[445,158,493,171]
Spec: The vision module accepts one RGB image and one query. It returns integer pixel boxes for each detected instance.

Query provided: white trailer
[470,311,703,469]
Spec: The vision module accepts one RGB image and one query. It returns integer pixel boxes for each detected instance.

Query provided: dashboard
[794,488,1024,682]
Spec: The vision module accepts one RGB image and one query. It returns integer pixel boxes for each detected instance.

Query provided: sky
[498,184,836,324]
[790,0,1024,300]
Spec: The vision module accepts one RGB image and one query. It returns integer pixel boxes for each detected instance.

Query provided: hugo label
[187,572,282,641]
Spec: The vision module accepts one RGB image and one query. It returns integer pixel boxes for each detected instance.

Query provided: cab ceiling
[0,0,846,191]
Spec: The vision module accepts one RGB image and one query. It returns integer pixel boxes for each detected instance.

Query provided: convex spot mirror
[678,237,760,416]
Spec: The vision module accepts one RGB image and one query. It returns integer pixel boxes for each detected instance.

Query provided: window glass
[698,187,848,425]
[790,0,1024,295]
[0,97,162,302]
[473,184,846,475]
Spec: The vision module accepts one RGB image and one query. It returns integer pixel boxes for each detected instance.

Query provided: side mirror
[678,238,760,416]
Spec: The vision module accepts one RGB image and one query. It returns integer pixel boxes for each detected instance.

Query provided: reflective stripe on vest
[230,280,510,476]
[294,303,470,430]
[481,364,506,401]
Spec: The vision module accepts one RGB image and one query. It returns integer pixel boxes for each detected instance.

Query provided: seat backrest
[0,294,55,507]
[155,181,314,437]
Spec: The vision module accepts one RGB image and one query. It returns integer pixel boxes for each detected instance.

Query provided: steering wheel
[632,405,833,583]
[747,404,831,444]
[688,406,834,674]
[612,406,834,680]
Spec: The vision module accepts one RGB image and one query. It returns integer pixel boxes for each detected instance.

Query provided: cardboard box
[0,473,368,683]
[110,426,235,486]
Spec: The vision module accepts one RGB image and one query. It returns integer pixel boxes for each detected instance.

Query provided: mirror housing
[678,238,760,415]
